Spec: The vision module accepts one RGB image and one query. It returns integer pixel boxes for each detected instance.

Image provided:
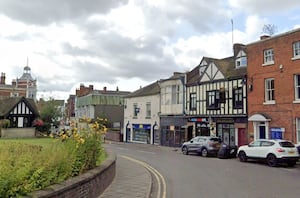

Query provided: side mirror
[190,140,193,143]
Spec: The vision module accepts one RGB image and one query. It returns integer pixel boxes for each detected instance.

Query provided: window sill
[262,61,274,66]
[263,101,276,105]
[293,100,300,104]
[291,56,300,61]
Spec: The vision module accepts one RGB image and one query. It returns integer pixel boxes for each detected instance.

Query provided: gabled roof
[125,81,160,98]
[0,96,39,117]
[187,56,246,86]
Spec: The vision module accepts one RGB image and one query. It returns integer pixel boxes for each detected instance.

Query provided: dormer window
[235,50,247,68]
[236,56,247,68]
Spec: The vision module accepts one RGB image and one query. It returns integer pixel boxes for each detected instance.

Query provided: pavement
[98,154,152,198]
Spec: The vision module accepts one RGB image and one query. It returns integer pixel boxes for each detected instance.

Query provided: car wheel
[287,161,296,167]
[182,146,189,155]
[238,151,247,162]
[267,154,277,167]
[201,148,208,157]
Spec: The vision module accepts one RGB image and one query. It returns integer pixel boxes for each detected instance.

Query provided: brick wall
[1,127,35,138]
[247,29,300,142]
[29,151,116,198]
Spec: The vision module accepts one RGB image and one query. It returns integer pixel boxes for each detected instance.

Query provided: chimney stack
[260,35,270,40]
[0,72,6,85]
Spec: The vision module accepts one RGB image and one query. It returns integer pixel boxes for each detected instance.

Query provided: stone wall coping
[28,150,116,198]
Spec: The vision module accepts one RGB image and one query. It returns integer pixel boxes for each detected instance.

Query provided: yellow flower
[79,138,85,144]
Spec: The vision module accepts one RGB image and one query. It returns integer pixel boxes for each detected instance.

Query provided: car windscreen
[279,141,295,148]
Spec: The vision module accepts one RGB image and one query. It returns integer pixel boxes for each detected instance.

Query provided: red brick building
[0,65,37,101]
[247,28,300,144]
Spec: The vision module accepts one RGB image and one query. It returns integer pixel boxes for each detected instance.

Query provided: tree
[39,98,61,133]
[262,24,277,36]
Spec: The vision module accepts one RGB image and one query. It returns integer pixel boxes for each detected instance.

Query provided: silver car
[181,136,222,157]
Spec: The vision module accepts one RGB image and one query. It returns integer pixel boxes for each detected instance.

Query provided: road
[104,142,300,198]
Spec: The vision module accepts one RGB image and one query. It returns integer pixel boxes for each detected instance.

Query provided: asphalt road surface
[104,142,300,198]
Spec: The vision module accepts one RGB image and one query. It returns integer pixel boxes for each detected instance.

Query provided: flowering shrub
[0,117,107,197]
[55,117,107,176]
[32,118,45,132]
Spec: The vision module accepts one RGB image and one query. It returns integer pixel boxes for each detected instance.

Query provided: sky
[1,0,300,101]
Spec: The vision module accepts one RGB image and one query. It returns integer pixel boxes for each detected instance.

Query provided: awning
[248,113,271,122]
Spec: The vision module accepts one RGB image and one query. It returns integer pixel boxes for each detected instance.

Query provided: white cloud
[0,0,300,100]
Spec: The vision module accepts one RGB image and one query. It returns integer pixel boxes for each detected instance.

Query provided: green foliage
[39,98,61,133]
[0,118,106,198]
[0,119,10,128]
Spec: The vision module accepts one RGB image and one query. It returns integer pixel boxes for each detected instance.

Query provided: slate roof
[125,81,160,98]
[0,96,39,117]
[186,56,247,86]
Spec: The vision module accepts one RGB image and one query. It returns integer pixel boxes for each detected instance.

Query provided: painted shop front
[187,117,248,147]
[187,117,210,139]
[125,122,159,144]
[160,116,187,147]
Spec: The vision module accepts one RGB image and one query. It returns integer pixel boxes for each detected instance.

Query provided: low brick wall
[1,127,35,138]
[28,151,116,198]
[105,131,122,142]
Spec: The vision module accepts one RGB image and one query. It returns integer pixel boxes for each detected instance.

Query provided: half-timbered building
[0,96,39,138]
[0,96,39,128]
[185,44,248,147]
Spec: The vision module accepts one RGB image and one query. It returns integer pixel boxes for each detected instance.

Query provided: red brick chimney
[0,72,5,85]
[260,35,270,40]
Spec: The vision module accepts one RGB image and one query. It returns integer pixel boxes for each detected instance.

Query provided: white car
[237,139,299,167]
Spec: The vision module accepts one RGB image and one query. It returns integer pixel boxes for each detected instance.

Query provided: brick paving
[98,155,152,198]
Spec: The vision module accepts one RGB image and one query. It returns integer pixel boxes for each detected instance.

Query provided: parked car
[237,139,299,167]
[296,143,300,157]
[181,136,222,157]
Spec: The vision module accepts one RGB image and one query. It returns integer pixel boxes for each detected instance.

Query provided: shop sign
[132,124,151,129]
[188,118,207,122]
[270,127,285,140]
[216,118,234,123]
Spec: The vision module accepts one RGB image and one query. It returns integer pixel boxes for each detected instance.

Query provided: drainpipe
[125,121,130,142]
[152,121,157,144]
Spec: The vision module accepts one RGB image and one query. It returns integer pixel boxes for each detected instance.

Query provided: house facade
[0,96,39,138]
[247,28,300,144]
[185,44,248,147]
[123,81,160,144]
[75,85,130,129]
[0,65,37,101]
[159,72,187,147]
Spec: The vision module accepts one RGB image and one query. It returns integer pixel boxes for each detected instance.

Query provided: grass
[0,136,107,197]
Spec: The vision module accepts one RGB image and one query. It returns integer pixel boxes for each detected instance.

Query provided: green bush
[0,118,107,197]
[0,119,10,128]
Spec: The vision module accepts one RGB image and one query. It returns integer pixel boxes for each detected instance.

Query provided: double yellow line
[120,155,167,198]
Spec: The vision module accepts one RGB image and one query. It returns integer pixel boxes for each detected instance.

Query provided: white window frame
[263,49,274,66]
[294,74,300,102]
[292,41,300,60]
[190,93,197,110]
[264,78,275,104]
[296,118,300,143]
[146,102,151,118]
[235,56,247,68]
